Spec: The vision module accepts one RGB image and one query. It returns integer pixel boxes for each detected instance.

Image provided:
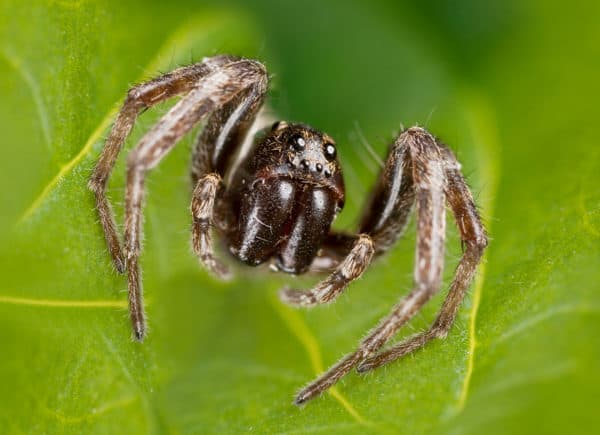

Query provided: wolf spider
[89,55,487,404]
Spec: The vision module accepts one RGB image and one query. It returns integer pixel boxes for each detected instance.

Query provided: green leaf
[1,1,598,434]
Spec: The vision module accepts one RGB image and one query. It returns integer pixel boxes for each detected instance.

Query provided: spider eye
[291,135,306,151]
[324,143,336,160]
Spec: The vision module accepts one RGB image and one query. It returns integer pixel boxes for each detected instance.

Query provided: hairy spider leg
[90,57,267,340]
[191,84,267,183]
[190,83,268,278]
[89,55,239,273]
[190,174,230,279]
[281,127,416,305]
[294,127,455,404]
[357,143,487,372]
[280,234,375,306]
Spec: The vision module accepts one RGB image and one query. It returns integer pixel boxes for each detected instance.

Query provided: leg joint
[126,150,150,172]
[465,233,488,255]
[88,176,105,194]
[416,281,441,297]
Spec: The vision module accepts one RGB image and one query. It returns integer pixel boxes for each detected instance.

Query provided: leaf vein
[455,89,501,412]
[495,303,600,345]
[0,294,127,308]
[268,294,371,426]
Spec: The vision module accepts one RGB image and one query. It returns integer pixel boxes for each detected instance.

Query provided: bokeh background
[1,0,599,434]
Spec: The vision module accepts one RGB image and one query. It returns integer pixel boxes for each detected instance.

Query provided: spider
[89,55,488,404]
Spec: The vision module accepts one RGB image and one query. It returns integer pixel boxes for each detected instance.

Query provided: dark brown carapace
[89,55,487,405]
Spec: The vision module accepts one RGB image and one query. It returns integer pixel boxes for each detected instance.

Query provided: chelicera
[89,55,488,404]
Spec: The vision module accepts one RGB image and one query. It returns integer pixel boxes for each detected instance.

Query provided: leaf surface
[0,1,598,434]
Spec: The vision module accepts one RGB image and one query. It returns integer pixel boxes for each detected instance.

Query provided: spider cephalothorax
[89,55,487,404]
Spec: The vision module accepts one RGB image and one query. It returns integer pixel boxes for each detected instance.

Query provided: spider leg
[358,134,416,255]
[191,85,266,184]
[357,143,488,372]
[114,59,267,340]
[89,55,240,272]
[280,125,415,306]
[306,232,357,273]
[280,234,374,306]
[295,127,448,404]
[190,173,231,279]
[189,83,268,276]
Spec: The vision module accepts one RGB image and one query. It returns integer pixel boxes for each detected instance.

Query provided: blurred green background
[0,0,599,434]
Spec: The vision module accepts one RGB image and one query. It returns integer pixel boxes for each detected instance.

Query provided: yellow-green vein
[455,89,501,412]
[18,104,120,223]
[269,294,371,426]
[0,294,127,308]
[456,261,486,411]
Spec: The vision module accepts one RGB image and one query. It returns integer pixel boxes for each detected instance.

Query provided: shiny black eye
[291,135,306,151]
[324,143,336,160]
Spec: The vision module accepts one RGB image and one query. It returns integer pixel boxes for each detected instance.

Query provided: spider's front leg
[294,127,484,404]
[90,57,268,340]
[89,55,239,273]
